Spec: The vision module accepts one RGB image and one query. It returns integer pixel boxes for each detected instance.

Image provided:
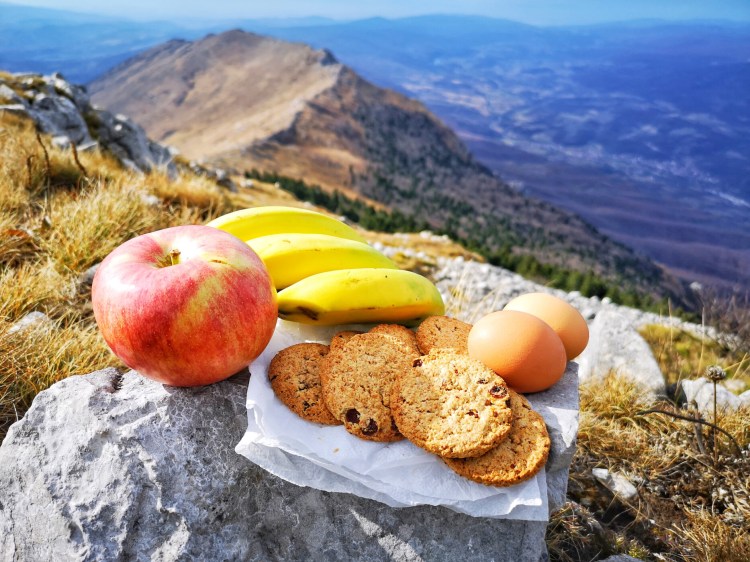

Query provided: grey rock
[723,378,747,395]
[599,556,641,562]
[29,93,93,145]
[0,368,561,561]
[0,103,31,116]
[46,73,91,112]
[0,84,24,105]
[577,310,665,397]
[95,110,176,176]
[592,468,638,501]
[7,311,51,335]
[51,135,71,150]
[681,377,743,415]
[77,263,100,288]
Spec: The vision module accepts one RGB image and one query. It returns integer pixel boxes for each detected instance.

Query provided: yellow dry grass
[549,373,750,561]
[640,323,750,391]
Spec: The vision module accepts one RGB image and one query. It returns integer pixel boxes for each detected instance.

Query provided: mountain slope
[89,30,689,306]
[262,16,750,290]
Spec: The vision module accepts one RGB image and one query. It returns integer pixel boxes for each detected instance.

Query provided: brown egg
[504,292,589,360]
[468,310,567,393]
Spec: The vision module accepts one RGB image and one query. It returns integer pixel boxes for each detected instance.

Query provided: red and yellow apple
[92,225,277,386]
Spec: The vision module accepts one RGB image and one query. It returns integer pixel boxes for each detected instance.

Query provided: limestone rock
[577,310,665,397]
[95,110,176,175]
[680,377,744,416]
[8,311,51,335]
[2,72,175,176]
[0,367,568,561]
[0,83,24,105]
[592,468,638,502]
[29,93,93,146]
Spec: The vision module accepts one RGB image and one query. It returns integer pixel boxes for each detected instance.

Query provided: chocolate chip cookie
[391,350,514,458]
[415,315,471,355]
[268,343,340,425]
[320,332,418,442]
[368,323,420,354]
[443,389,550,487]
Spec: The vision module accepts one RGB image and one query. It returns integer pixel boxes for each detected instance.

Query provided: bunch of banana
[207,205,445,325]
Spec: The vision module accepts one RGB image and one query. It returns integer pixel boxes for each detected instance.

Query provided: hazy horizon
[2,0,750,26]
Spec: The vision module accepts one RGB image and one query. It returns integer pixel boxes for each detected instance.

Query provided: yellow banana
[277,268,445,325]
[206,205,366,243]
[248,233,398,290]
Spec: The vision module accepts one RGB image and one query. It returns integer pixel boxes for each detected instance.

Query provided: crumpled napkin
[235,320,550,520]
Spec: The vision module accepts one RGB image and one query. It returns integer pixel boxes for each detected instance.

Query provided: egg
[504,292,589,360]
[468,310,567,393]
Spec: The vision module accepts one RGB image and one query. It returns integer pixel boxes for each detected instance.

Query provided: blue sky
[4,0,750,25]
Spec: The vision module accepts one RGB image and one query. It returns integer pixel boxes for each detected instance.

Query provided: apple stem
[169,249,181,266]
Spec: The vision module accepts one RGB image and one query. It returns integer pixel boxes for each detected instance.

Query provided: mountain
[89,30,688,306]
[1,7,746,291]
[259,16,750,291]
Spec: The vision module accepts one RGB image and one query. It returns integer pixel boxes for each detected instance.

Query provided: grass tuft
[0,319,120,438]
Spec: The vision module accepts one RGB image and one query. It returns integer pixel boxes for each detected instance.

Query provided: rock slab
[577,310,666,397]
[0,367,578,561]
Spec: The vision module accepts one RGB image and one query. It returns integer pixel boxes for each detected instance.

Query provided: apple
[92,225,277,386]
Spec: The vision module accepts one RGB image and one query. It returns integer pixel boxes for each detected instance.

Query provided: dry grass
[0,319,119,437]
[548,374,750,561]
[640,323,750,391]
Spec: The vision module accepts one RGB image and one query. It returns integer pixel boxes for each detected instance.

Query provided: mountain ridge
[89,29,690,307]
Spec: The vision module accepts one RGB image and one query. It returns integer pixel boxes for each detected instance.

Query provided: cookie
[391,350,513,458]
[443,390,550,487]
[368,324,420,354]
[320,332,418,442]
[330,330,364,352]
[268,343,340,426]
[416,315,471,355]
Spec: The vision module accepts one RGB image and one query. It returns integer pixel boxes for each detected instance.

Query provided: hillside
[264,16,750,291]
[89,30,689,308]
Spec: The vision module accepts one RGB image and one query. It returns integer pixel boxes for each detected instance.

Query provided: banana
[206,206,366,243]
[248,233,398,290]
[277,268,445,325]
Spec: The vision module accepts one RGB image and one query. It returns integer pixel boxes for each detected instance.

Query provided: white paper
[235,320,551,520]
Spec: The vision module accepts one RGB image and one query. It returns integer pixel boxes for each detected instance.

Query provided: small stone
[51,135,71,150]
[681,377,742,415]
[8,311,51,335]
[78,263,100,288]
[592,468,638,502]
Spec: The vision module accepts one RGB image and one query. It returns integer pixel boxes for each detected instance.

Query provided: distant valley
[263,17,750,290]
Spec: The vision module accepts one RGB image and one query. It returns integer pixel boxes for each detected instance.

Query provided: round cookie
[416,315,471,355]
[391,350,513,458]
[330,330,364,352]
[368,324,420,354]
[443,390,550,487]
[321,332,418,442]
[268,343,340,426]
